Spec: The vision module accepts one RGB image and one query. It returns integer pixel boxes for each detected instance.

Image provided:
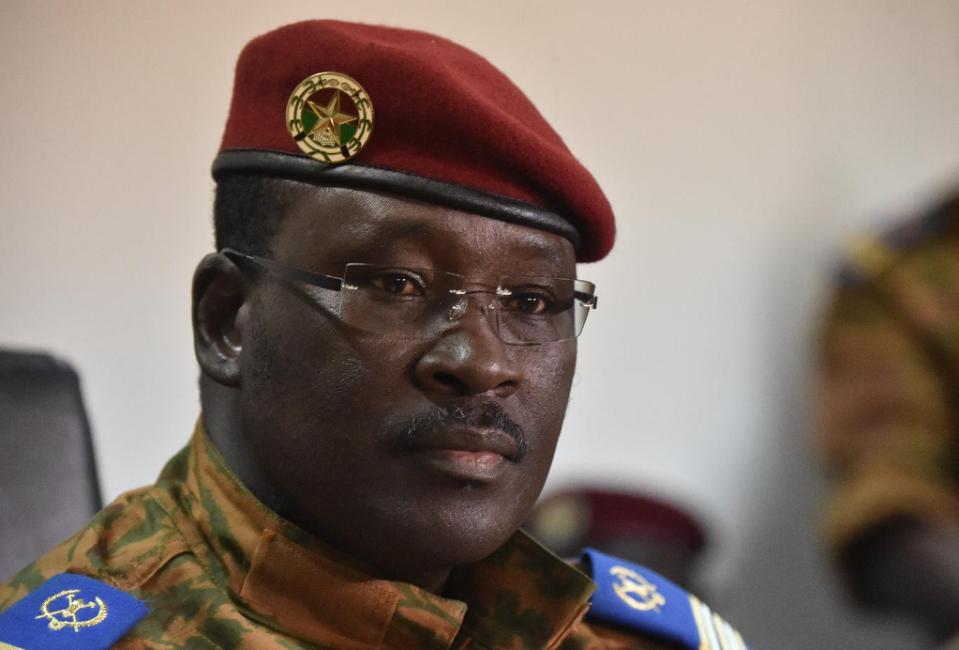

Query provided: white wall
[2,2,957,647]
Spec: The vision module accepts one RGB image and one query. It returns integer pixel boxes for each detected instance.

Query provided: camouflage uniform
[0,422,667,649]
[816,194,959,559]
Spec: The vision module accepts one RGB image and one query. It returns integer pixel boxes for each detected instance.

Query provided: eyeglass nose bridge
[445,288,500,325]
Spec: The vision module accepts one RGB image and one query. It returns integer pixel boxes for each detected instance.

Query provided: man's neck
[199,375,283,514]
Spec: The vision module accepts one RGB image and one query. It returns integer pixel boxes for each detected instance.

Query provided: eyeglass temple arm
[220,248,343,292]
[550,292,597,313]
[576,291,597,310]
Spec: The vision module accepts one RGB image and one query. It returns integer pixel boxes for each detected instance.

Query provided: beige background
[2,2,958,647]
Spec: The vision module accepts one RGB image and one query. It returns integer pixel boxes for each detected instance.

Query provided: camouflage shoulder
[0,484,188,614]
[837,196,959,288]
[578,548,748,650]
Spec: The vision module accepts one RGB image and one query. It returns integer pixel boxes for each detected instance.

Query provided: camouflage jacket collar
[160,419,596,649]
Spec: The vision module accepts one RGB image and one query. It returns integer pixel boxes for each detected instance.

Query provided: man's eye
[368,272,425,297]
[505,292,551,315]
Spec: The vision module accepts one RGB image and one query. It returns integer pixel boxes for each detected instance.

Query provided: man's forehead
[274,186,576,272]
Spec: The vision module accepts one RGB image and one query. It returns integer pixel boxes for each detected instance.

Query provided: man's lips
[401,427,519,482]
[403,427,520,461]
[387,400,528,482]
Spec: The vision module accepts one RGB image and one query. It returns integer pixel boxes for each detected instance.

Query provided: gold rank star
[306,90,358,146]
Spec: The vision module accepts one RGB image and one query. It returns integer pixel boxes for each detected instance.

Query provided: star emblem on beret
[306,91,358,147]
[286,72,374,164]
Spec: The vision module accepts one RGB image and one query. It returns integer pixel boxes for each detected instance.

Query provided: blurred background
[1,2,958,647]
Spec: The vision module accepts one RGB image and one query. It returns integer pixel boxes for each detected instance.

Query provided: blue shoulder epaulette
[581,548,749,650]
[0,573,148,650]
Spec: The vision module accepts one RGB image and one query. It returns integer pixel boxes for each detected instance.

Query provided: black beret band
[212,148,582,251]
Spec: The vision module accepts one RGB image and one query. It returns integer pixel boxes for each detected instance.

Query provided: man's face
[237,185,578,583]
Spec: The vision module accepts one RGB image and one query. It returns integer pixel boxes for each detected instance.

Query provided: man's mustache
[391,400,528,462]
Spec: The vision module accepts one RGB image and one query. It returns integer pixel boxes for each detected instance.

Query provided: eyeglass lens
[339,264,593,344]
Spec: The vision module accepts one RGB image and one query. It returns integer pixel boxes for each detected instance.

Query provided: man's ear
[192,253,248,387]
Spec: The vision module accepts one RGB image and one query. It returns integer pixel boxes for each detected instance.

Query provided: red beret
[213,20,615,262]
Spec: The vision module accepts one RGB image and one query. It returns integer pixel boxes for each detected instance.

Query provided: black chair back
[0,350,102,581]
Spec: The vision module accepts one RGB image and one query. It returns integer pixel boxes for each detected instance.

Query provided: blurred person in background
[816,189,959,646]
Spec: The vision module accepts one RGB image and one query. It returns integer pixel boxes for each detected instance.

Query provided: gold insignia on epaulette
[35,589,108,632]
[286,71,374,164]
[610,565,666,612]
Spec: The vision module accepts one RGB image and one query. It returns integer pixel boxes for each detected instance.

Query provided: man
[0,20,746,649]
[816,189,959,646]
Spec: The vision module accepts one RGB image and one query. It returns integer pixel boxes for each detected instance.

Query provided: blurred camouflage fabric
[816,193,959,558]
[0,422,668,649]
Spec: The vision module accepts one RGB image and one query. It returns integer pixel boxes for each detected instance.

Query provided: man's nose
[412,300,523,397]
